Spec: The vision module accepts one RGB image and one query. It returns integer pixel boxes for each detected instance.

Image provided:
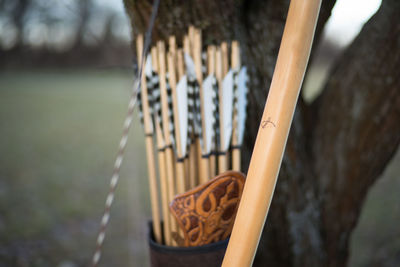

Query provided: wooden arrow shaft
[136,35,162,244]
[231,41,241,171]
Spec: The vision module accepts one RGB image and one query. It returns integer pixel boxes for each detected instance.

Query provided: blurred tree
[0,0,29,45]
[0,0,132,67]
[0,0,129,50]
[123,0,400,266]
[75,0,91,47]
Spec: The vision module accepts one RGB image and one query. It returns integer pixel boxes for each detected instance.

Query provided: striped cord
[90,0,160,265]
[137,90,144,127]
[91,81,138,267]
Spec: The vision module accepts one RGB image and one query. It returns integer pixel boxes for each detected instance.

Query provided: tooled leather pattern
[170,171,245,247]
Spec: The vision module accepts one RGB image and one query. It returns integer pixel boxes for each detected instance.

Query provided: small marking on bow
[261,117,276,128]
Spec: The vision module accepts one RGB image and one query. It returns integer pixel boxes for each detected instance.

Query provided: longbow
[222,0,322,266]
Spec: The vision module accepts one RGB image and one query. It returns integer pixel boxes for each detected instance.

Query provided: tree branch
[312,0,400,265]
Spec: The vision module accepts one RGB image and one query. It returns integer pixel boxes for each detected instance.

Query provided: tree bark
[313,1,400,265]
[123,0,400,266]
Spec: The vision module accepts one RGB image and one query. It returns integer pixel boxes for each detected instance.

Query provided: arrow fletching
[166,76,175,147]
[176,75,189,156]
[185,53,202,146]
[220,69,234,152]
[202,74,216,154]
[184,53,196,79]
[212,76,220,152]
[151,78,163,133]
[236,67,248,145]
[138,54,155,133]
[145,53,153,78]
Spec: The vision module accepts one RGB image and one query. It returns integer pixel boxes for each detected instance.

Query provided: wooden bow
[222,0,322,266]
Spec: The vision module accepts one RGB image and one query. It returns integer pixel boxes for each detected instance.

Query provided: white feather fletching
[176,75,189,156]
[237,67,248,145]
[184,53,196,79]
[221,69,234,151]
[202,75,216,154]
[144,54,152,77]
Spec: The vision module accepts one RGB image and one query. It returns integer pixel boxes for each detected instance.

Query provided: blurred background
[0,0,399,266]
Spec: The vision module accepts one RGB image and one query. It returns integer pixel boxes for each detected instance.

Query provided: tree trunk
[313,1,400,265]
[123,0,400,266]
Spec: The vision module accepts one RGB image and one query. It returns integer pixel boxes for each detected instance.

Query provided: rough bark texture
[123,0,400,266]
[313,1,400,265]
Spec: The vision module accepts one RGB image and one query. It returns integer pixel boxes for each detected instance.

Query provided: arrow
[136,35,161,245]
[193,28,211,184]
[167,47,186,195]
[231,41,248,171]
[217,42,234,173]
[183,41,199,188]
[157,41,179,246]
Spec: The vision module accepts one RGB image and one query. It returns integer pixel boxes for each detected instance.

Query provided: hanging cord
[90,1,160,266]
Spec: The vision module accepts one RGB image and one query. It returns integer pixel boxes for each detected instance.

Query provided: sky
[0,0,383,50]
[323,0,382,46]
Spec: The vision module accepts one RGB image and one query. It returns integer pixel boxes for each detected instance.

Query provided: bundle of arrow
[136,26,248,247]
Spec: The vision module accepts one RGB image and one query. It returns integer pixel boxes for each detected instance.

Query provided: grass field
[0,69,398,266]
[0,70,150,266]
